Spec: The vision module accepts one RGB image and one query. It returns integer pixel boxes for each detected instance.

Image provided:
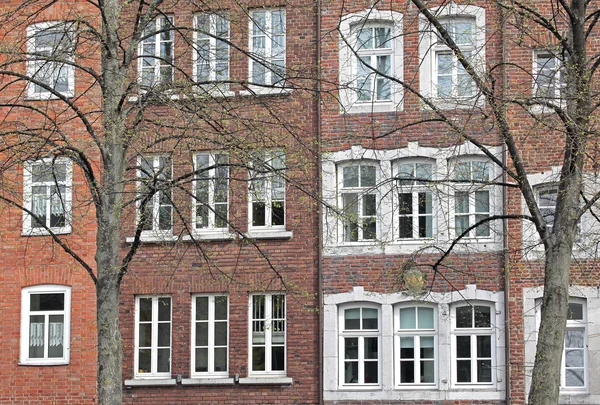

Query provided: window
[23,159,72,235]
[249,9,286,86]
[534,52,565,100]
[452,304,494,385]
[453,160,491,238]
[138,156,172,236]
[433,18,476,99]
[395,305,436,386]
[418,5,485,107]
[338,9,403,113]
[135,296,171,378]
[339,306,380,386]
[249,150,286,229]
[139,16,174,87]
[27,22,75,99]
[395,161,434,239]
[250,293,286,374]
[537,186,558,232]
[20,285,71,365]
[355,25,393,103]
[339,163,378,242]
[561,300,587,390]
[195,14,230,85]
[194,152,229,231]
[192,295,228,377]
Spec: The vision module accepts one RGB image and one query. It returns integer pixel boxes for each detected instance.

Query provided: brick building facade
[0,0,599,404]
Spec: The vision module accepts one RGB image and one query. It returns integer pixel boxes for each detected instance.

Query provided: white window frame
[394,304,437,388]
[533,51,565,102]
[191,294,229,378]
[26,21,75,99]
[451,158,493,239]
[248,9,286,88]
[249,293,286,375]
[561,299,588,391]
[394,159,435,240]
[338,161,380,243]
[138,16,174,88]
[193,13,230,88]
[193,152,229,233]
[338,304,381,388]
[20,285,71,365]
[418,5,485,108]
[137,155,173,238]
[536,185,558,233]
[248,150,286,232]
[134,295,172,379]
[23,158,72,235]
[338,9,403,113]
[451,302,495,387]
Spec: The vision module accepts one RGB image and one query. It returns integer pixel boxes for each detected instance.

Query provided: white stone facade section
[321,142,504,256]
[323,285,506,401]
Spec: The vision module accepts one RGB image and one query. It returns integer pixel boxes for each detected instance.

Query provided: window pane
[565,330,584,349]
[158,323,170,347]
[139,324,152,347]
[364,337,378,359]
[29,314,45,358]
[345,308,360,329]
[196,297,208,321]
[400,307,416,329]
[477,360,492,382]
[158,298,171,321]
[138,349,151,373]
[565,369,585,387]
[565,349,584,367]
[364,361,378,383]
[215,296,228,320]
[375,27,391,48]
[214,347,227,371]
[400,337,414,358]
[420,336,434,358]
[345,361,358,383]
[456,335,471,358]
[477,335,491,357]
[457,359,471,382]
[272,346,285,371]
[568,303,583,320]
[361,165,376,187]
[252,202,266,226]
[30,293,64,311]
[139,298,152,322]
[421,359,435,383]
[196,322,208,346]
[456,306,472,328]
[418,307,434,329]
[398,193,412,215]
[157,348,170,372]
[215,322,227,346]
[475,306,491,328]
[47,314,64,358]
[344,337,358,359]
[252,347,265,371]
[362,308,378,329]
[195,348,208,372]
[343,166,358,187]
[400,361,415,383]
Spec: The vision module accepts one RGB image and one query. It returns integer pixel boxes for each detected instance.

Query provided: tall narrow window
[395,305,436,386]
[339,306,380,386]
[453,160,491,238]
[135,296,171,378]
[195,14,230,85]
[249,151,286,229]
[138,156,172,235]
[23,159,72,234]
[534,52,565,100]
[562,300,587,390]
[250,293,286,374]
[340,163,378,242]
[355,25,392,102]
[21,285,71,365]
[194,153,229,231]
[27,22,75,98]
[537,186,558,233]
[192,295,229,377]
[452,304,494,384]
[434,18,476,99]
[249,9,286,86]
[395,161,434,239]
[139,16,174,87]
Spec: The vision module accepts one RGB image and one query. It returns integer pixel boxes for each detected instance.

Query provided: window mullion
[358,335,365,384]
[152,298,159,375]
[208,297,215,373]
